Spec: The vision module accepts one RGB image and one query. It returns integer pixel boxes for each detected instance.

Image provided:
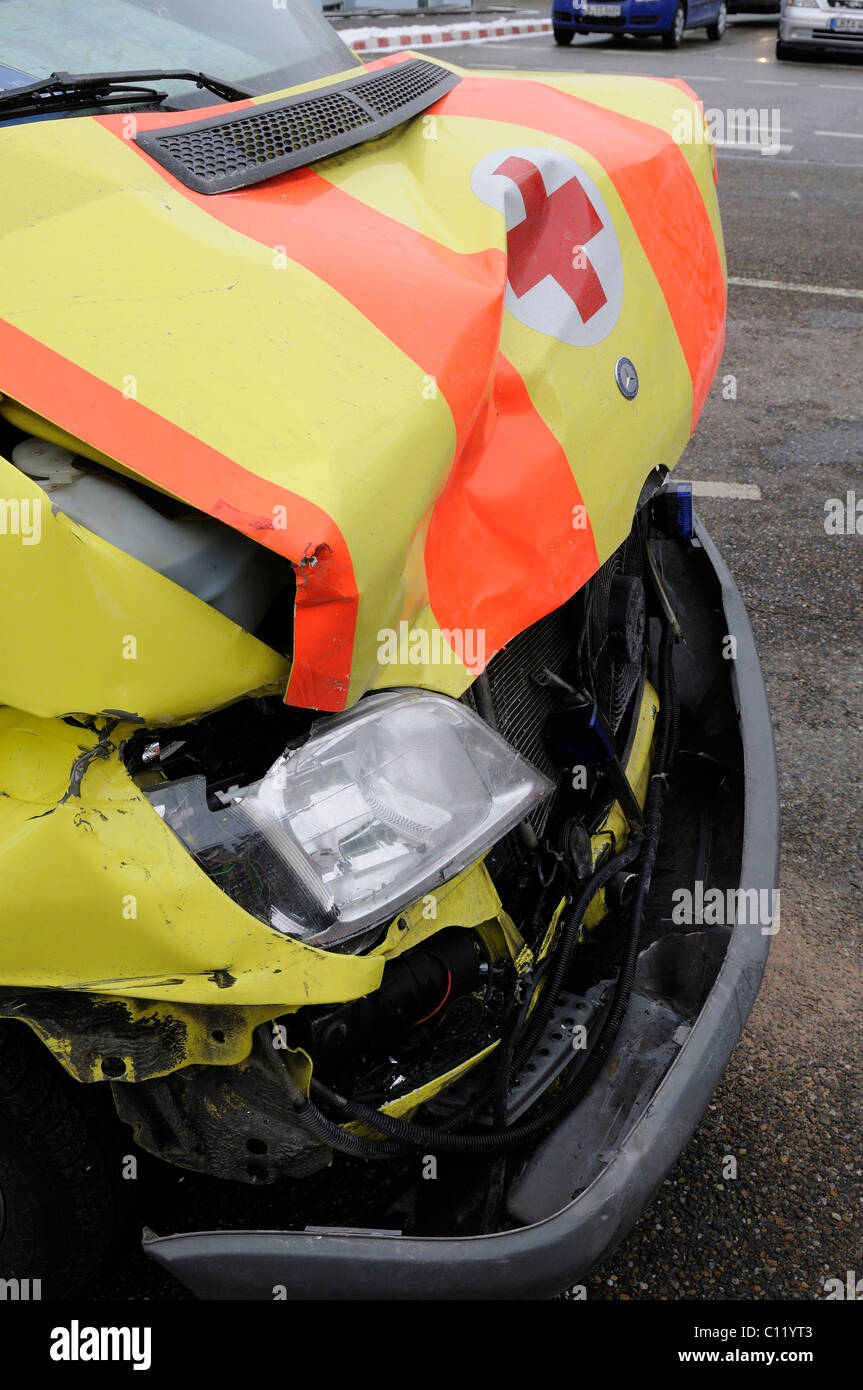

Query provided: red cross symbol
[494,155,608,324]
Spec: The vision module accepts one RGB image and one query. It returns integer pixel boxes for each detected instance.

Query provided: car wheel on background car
[662,3,686,46]
[554,24,575,44]
[707,0,727,39]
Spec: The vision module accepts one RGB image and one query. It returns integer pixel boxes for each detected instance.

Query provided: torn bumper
[143,517,779,1299]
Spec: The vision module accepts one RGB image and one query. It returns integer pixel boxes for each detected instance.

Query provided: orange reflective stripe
[0,318,357,711]
[426,352,599,649]
[436,75,726,426]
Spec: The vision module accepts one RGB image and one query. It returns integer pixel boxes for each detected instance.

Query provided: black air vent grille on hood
[135,59,461,194]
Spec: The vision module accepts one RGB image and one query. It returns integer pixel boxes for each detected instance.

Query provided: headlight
[147,691,552,949]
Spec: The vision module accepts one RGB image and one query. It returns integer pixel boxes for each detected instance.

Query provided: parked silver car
[777,0,863,55]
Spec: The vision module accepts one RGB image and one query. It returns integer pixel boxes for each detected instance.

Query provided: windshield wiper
[0,68,248,119]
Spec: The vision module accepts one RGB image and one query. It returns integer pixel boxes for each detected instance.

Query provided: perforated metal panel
[463,604,575,837]
[136,59,460,194]
[484,606,573,793]
[352,59,453,117]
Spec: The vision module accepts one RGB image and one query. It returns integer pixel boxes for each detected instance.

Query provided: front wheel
[707,0,726,38]
[554,24,575,44]
[662,3,686,46]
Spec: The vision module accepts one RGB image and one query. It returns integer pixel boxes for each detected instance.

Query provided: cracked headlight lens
[146,690,552,949]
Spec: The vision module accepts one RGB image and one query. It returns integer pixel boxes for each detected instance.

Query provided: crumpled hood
[0,56,725,718]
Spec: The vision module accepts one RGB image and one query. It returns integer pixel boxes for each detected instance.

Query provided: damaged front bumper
[142,518,780,1299]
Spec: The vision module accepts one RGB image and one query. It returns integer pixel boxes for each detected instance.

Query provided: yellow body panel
[0,454,288,722]
[0,709,386,1005]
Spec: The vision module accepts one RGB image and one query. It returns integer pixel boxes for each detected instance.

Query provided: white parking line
[728,276,863,299]
[682,74,728,82]
[757,155,863,170]
[816,129,863,140]
[818,83,863,91]
[744,78,797,86]
[714,140,794,156]
[676,481,762,500]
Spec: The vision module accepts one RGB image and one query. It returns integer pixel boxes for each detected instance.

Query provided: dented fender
[0,705,521,1069]
[0,451,289,723]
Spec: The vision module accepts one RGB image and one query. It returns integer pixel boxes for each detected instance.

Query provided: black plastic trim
[135,59,461,194]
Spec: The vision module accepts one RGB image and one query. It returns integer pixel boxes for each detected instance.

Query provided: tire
[707,0,726,39]
[554,24,575,44]
[0,1023,125,1296]
[611,31,626,43]
[662,3,686,46]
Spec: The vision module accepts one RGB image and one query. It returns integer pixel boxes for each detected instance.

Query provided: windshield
[0,0,359,98]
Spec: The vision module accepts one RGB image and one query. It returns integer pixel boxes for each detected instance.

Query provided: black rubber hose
[511,840,640,1071]
[293,1098,411,1160]
[294,842,639,1157]
[491,953,553,1130]
[483,839,640,1130]
[511,614,680,1073]
[328,834,661,1148]
[417,838,643,1137]
[535,624,677,1120]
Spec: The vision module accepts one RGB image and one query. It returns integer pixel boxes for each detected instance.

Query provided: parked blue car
[552,0,727,46]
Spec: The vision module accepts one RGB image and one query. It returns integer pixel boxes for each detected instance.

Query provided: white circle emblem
[471,146,624,348]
